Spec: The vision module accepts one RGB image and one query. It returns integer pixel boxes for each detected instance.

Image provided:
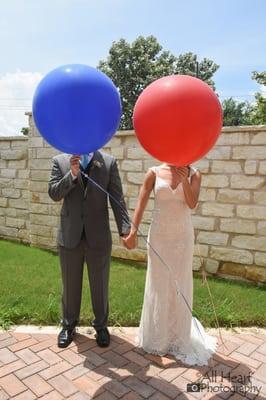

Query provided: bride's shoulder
[189,166,201,178]
[148,164,164,172]
[147,165,160,174]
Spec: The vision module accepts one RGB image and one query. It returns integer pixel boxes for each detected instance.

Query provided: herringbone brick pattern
[0,327,265,399]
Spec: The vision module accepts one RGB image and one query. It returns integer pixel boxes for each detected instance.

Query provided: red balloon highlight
[133,75,223,166]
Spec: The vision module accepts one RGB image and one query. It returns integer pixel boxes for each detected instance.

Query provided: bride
[124,163,217,366]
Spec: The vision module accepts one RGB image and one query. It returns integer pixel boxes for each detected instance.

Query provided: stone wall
[0,114,265,283]
[0,136,29,243]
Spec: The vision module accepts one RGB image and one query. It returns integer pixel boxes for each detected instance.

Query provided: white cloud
[0,71,43,136]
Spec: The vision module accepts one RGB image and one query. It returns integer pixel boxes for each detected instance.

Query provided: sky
[0,0,265,136]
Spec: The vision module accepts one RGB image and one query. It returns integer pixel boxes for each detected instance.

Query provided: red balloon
[133,75,223,166]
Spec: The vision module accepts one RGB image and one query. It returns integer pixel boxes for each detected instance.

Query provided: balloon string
[197,245,228,351]
[82,172,216,346]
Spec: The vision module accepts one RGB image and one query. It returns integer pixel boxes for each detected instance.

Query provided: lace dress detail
[137,165,217,366]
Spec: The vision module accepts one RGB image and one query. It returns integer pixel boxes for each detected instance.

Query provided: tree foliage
[21,127,29,136]
[251,71,266,124]
[98,36,219,129]
[222,71,266,126]
[222,98,253,126]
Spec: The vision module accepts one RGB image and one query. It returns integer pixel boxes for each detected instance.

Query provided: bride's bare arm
[179,168,201,209]
[123,169,155,249]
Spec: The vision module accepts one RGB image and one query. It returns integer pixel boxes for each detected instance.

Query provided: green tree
[174,53,218,88]
[222,71,266,126]
[21,127,29,136]
[98,36,219,129]
[252,71,266,85]
[222,98,253,126]
[250,71,266,124]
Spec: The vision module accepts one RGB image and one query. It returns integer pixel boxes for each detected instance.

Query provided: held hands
[121,230,137,250]
[70,155,81,177]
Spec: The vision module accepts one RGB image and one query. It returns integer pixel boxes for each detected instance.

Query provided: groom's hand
[121,234,130,249]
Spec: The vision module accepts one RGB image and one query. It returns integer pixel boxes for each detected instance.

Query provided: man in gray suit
[48,151,131,348]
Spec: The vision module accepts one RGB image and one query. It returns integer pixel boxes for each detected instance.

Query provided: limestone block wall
[0,136,29,243]
[0,114,265,283]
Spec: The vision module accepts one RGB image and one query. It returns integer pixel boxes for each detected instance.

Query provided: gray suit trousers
[59,238,111,330]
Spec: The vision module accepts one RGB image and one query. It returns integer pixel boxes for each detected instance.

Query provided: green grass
[0,240,265,329]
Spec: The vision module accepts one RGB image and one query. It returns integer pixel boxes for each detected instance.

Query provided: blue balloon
[32,64,122,154]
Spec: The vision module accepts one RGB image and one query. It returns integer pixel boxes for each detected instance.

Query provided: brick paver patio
[0,326,265,399]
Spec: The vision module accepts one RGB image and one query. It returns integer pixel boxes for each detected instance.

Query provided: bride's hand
[122,232,137,250]
[176,166,189,182]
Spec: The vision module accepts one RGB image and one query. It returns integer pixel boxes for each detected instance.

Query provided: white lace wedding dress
[137,165,217,366]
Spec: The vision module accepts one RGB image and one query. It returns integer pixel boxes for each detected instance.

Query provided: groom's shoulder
[97,150,116,164]
[52,153,70,164]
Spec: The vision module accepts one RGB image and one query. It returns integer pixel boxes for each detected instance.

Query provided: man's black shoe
[57,327,76,348]
[96,328,110,347]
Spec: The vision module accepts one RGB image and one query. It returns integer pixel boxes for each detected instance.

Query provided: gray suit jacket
[48,151,131,250]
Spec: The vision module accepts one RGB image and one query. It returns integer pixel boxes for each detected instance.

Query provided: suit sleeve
[108,158,131,236]
[48,157,78,202]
